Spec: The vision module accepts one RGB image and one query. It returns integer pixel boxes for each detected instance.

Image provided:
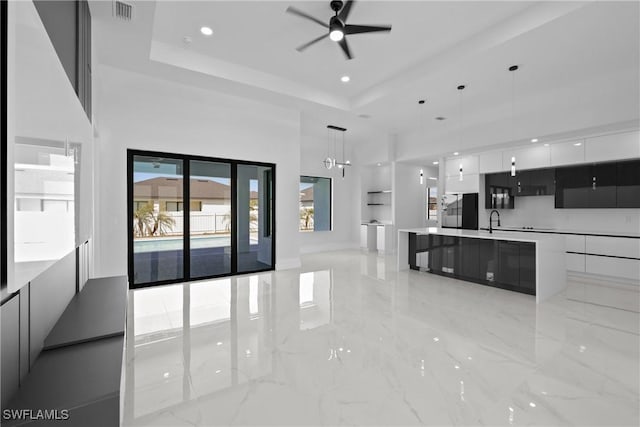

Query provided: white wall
[94,65,302,276]
[299,131,358,254]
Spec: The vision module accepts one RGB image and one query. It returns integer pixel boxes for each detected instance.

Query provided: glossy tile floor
[122,250,639,426]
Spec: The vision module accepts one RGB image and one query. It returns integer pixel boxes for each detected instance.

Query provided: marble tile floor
[122,250,639,426]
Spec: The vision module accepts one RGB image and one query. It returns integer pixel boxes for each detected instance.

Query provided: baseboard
[276,257,301,270]
[300,241,358,254]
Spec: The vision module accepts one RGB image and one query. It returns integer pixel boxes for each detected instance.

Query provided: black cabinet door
[486,172,515,209]
[497,241,520,288]
[617,160,640,208]
[428,235,443,273]
[589,163,617,208]
[478,239,497,283]
[518,168,555,196]
[555,165,590,208]
[519,243,536,294]
[459,238,480,281]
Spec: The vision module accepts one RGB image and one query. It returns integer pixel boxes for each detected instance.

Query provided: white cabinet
[360,225,368,249]
[585,236,640,259]
[586,256,640,281]
[565,235,586,253]
[585,130,640,163]
[445,174,479,194]
[503,145,551,171]
[376,225,394,254]
[478,151,504,173]
[445,156,478,177]
[550,139,585,166]
[566,253,586,272]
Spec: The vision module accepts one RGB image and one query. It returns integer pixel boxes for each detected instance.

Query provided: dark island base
[409,233,536,296]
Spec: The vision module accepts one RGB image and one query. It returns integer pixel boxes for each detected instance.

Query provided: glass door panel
[189,160,231,278]
[236,164,274,273]
[132,155,184,284]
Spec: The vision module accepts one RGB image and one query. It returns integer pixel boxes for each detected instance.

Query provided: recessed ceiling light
[531,138,538,143]
[453,152,459,156]
[377,163,382,166]
[418,100,426,105]
[200,26,213,36]
[433,161,439,165]
[574,142,582,146]
[341,75,350,83]
[543,143,549,147]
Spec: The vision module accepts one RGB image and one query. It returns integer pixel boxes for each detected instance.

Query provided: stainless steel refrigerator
[441,193,478,230]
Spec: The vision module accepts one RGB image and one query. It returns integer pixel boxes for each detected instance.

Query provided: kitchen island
[397,228,566,303]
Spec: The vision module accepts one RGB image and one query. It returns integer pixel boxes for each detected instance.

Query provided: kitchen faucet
[489,209,501,234]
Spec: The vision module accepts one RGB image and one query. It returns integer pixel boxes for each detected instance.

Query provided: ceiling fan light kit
[286,0,392,60]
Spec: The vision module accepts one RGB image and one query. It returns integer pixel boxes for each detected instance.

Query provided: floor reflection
[125,269,334,423]
[123,251,639,427]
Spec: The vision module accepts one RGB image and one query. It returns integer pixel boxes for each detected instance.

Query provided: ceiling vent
[113,0,133,21]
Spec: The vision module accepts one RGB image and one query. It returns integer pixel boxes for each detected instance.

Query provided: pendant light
[457,85,465,182]
[419,99,426,184]
[325,125,351,178]
[509,65,518,177]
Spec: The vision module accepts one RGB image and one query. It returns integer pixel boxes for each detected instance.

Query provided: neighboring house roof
[300,187,313,203]
[134,177,257,200]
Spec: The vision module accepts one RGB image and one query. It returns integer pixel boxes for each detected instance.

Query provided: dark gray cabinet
[555,160,633,208]
[616,160,640,208]
[409,233,536,296]
[485,172,515,209]
[514,168,555,196]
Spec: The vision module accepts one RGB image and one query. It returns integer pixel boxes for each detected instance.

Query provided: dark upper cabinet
[485,172,515,209]
[555,161,634,208]
[589,162,617,208]
[515,168,555,196]
[555,165,591,208]
[616,160,640,208]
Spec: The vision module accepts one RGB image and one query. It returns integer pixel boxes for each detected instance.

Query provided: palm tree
[151,211,176,236]
[133,204,154,237]
[300,207,314,230]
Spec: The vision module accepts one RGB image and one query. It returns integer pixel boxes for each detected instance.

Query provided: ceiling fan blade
[345,24,391,35]
[338,37,353,60]
[296,33,329,52]
[286,6,329,28]
[338,0,355,22]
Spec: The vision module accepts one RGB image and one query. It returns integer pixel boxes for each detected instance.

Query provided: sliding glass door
[128,151,275,288]
[131,155,185,284]
[189,160,232,279]
[236,164,274,273]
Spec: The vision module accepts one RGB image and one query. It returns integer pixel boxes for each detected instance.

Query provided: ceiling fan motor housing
[330,1,344,13]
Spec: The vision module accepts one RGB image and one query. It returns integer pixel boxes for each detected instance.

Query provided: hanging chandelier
[324,125,351,178]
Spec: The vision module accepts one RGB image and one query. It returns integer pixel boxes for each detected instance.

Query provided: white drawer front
[585,236,640,259]
[565,235,586,253]
[566,253,586,272]
[585,255,640,281]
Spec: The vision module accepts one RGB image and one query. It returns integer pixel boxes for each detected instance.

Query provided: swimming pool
[134,235,232,252]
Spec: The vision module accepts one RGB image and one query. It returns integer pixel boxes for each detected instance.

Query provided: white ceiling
[90,0,640,159]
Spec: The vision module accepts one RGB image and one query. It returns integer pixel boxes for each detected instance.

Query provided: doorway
[127,150,275,288]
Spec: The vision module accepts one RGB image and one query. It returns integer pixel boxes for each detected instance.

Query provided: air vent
[113,0,133,20]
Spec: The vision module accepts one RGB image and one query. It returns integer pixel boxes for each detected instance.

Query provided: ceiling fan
[286,0,391,60]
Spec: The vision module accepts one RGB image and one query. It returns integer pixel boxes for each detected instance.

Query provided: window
[427,186,438,221]
[299,176,331,232]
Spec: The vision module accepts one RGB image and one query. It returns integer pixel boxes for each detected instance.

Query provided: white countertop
[487,226,640,239]
[398,227,564,244]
